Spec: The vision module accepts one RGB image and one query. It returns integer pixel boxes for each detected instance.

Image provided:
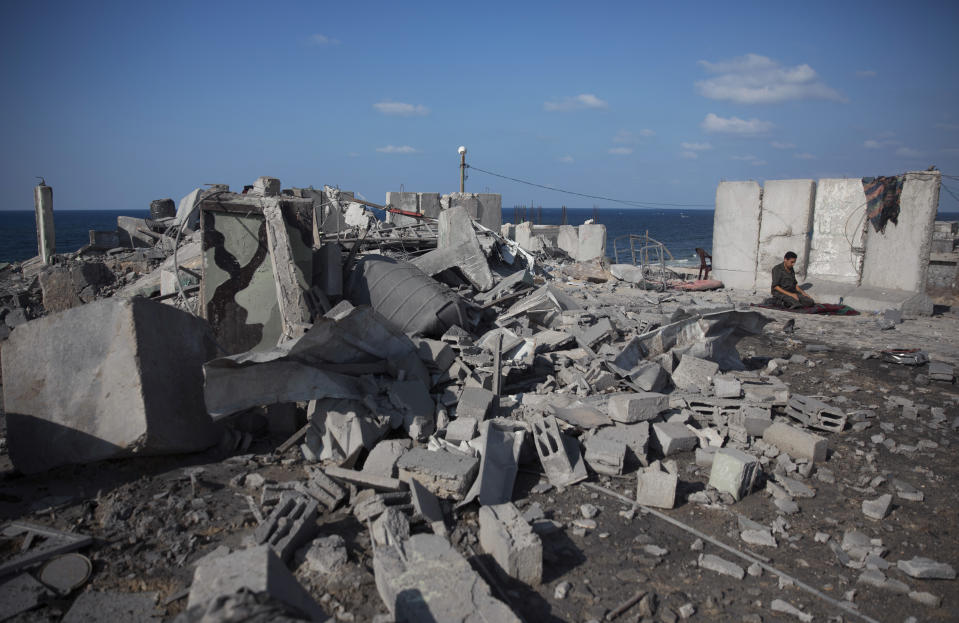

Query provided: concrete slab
[807,178,868,284]
[373,534,519,622]
[2,298,221,474]
[755,179,816,291]
[557,225,579,259]
[712,181,762,290]
[479,502,543,585]
[577,224,607,261]
[386,191,420,227]
[188,545,326,620]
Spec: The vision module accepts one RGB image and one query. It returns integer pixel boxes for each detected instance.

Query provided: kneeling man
[771,252,814,308]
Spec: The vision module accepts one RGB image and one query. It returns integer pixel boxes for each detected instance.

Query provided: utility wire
[466,163,713,208]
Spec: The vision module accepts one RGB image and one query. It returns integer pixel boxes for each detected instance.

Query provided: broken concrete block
[708,448,760,501]
[785,394,847,432]
[445,417,478,444]
[397,448,479,500]
[305,534,349,574]
[897,556,956,579]
[479,502,543,585]
[188,545,326,621]
[372,507,411,548]
[763,422,827,463]
[713,375,742,399]
[373,534,519,622]
[584,436,627,475]
[457,387,496,420]
[698,554,745,579]
[671,355,720,393]
[409,477,447,535]
[652,422,699,456]
[38,262,114,313]
[861,494,893,520]
[253,493,319,562]
[929,361,955,382]
[413,205,494,291]
[251,176,281,197]
[629,361,669,392]
[608,392,669,423]
[636,465,678,509]
[389,380,436,440]
[528,412,588,488]
[2,298,221,474]
[461,420,525,507]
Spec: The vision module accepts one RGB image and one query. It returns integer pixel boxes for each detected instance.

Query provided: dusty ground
[1,282,958,622]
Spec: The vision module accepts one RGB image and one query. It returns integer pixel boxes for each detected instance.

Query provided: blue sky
[2,0,958,212]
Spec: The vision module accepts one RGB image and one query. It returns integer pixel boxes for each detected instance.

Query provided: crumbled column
[762,422,827,462]
[396,448,479,500]
[652,422,699,456]
[373,534,519,622]
[708,448,760,501]
[607,392,669,423]
[636,463,678,509]
[671,355,719,393]
[479,502,543,585]
[188,545,327,620]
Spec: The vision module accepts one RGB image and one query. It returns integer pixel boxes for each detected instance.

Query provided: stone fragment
[372,508,411,549]
[479,502,543,585]
[305,534,349,574]
[778,477,815,498]
[698,554,745,579]
[607,392,669,423]
[861,494,893,520]
[671,355,720,393]
[762,422,827,463]
[741,529,777,548]
[897,556,956,579]
[708,448,760,501]
[770,598,812,622]
[374,534,519,622]
[909,591,942,607]
[652,422,699,456]
[636,465,678,509]
[396,448,479,500]
[2,298,220,474]
[554,581,572,599]
[188,546,326,620]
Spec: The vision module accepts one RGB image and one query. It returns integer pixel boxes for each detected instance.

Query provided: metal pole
[460,152,465,192]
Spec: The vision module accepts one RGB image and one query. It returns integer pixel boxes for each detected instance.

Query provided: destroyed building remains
[0,174,957,622]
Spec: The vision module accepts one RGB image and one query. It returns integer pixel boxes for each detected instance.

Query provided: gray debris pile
[1,175,957,622]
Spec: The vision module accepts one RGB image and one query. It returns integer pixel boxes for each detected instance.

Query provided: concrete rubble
[0,173,956,622]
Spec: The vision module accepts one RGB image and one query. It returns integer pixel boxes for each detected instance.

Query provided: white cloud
[559,154,575,163]
[937,123,959,131]
[795,152,816,160]
[373,101,430,116]
[696,53,845,104]
[770,141,795,149]
[896,147,923,158]
[864,139,881,149]
[751,160,767,166]
[613,130,634,144]
[544,93,608,112]
[376,145,418,154]
[731,154,756,161]
[701,113,772,135]
[680,151,699,160]
[608,147,633,155]
[864,138,900,149]
[856,69,877,78]
[942,147,959,154]
[681,141,713,151]
[640,128,655,136]
[309,34,340,46]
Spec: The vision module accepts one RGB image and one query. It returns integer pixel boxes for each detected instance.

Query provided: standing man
[771,251,814,308]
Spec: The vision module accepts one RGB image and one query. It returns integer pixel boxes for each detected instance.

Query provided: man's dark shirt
[771,262,797,294]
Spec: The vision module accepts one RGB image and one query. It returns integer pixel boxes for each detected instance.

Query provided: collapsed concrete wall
[507,222,607,262]
[711,182,762,290]
[712,171,942,314]
[385,192,500,231]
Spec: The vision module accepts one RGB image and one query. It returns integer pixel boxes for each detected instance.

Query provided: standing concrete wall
[754,180,816,291]
[860,171,941,292]
[806,179,867,284]
[386,192,420,227]
[712,182,762,290]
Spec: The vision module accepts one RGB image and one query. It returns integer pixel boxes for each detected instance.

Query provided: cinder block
[608,392,669,423]
[253,493,319,562]
[2,298,220,474]
[671,355,720,393]
[708,448,760,501]
[188,545,327,620]
[479,503,543,585]
[652,422,699,456]
[763,422,827,462]
[636,467,678,508]
[396,448,479,499]
[373,534,519,622]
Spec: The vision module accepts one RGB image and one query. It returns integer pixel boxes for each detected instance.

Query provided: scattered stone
[897,556,956,579]
[698,554,745,579]
[306,534,349,574]
[909,591,942,607]
[770,598,812,622]
[741,529,777,548]
[580,504,600,519]
[554,581,572,599]
[861,494,893,520]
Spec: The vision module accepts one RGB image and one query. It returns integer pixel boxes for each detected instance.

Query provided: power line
[466,163,713,208]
